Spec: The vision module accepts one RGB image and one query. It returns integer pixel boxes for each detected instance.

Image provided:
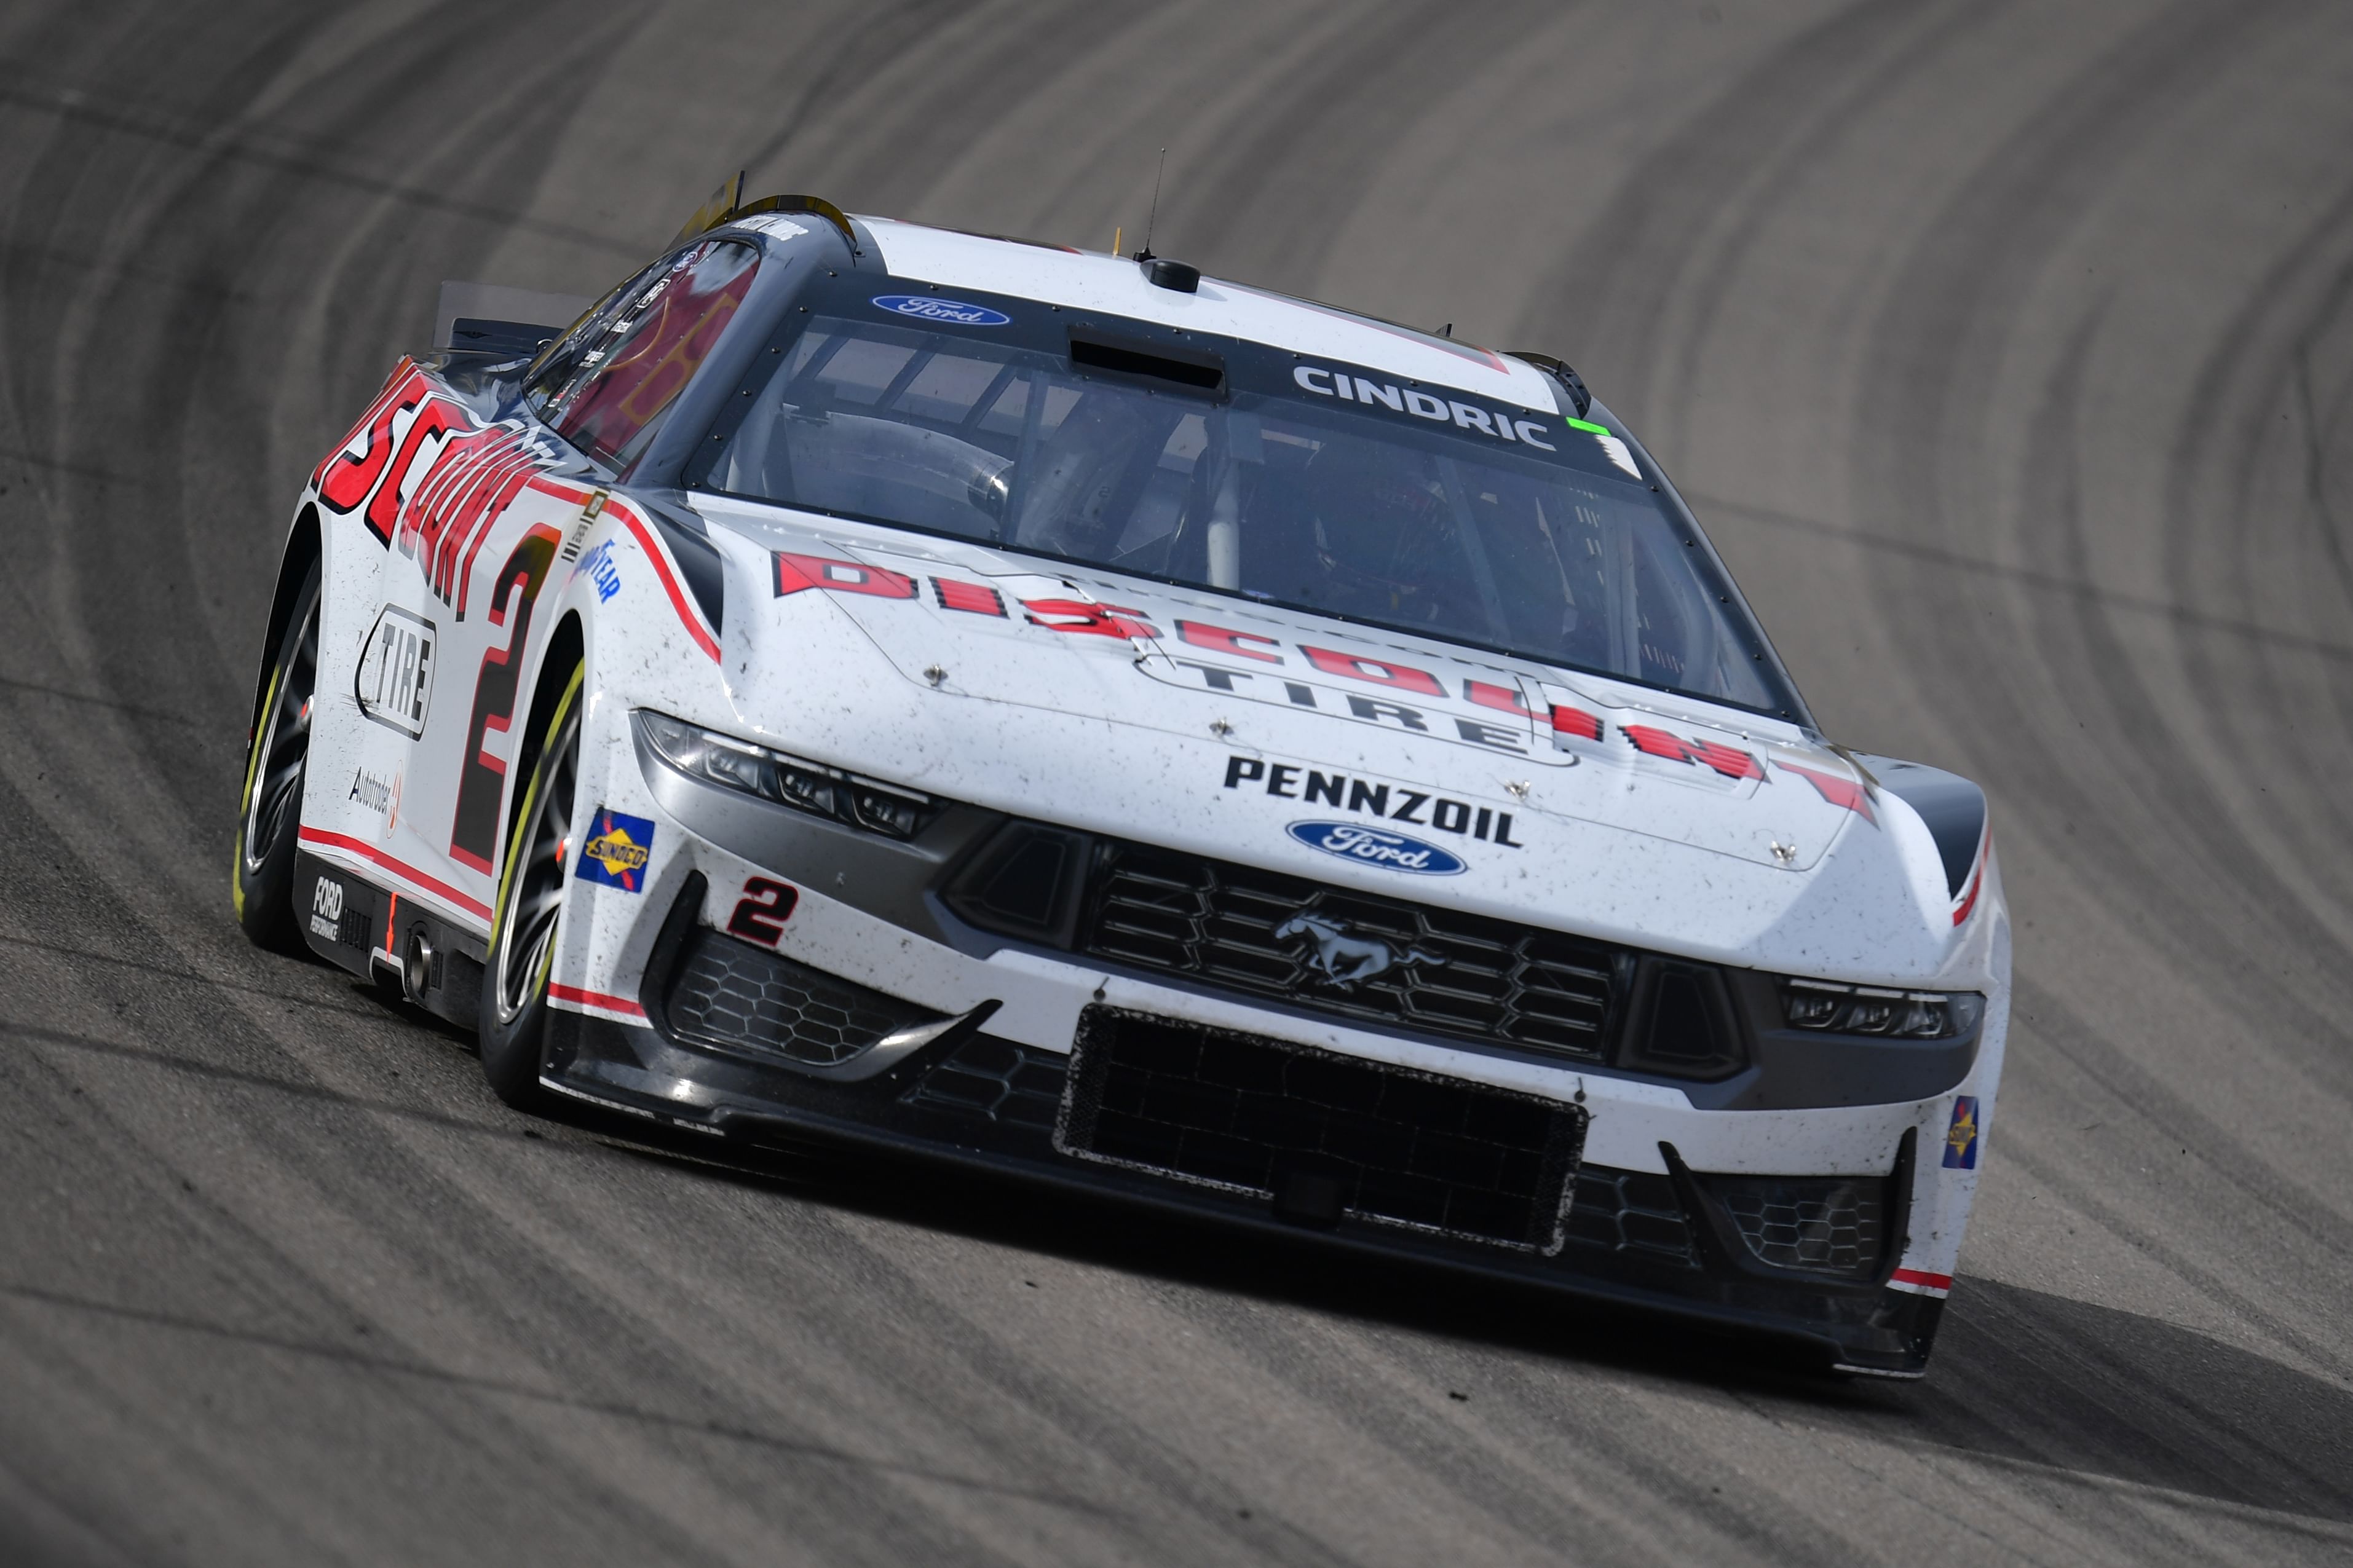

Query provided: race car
[232,183,2006,1377]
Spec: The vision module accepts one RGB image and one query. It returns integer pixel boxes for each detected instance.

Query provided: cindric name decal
[1291,364,1557,450]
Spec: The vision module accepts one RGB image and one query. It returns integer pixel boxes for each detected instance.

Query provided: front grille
[1058,1007,1585,1251]
[1562,1166,1698,1267]
[1080,842,1619,1062]
[1706,1174,1887,1278]
[903,1036,1066,1129]
[664,929,932,1068]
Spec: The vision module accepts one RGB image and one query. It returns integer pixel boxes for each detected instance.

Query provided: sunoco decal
[1944,1097,1981,1170]
[1287,822,1466,876]
[871,294,1011,327]
[577,807,655,892]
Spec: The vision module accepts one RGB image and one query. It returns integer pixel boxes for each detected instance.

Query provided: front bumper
[542,885,1950,1376]
[531,712,1998,1377]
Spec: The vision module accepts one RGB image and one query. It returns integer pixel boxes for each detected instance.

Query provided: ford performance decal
[871,294,1011,326]
[1286,821,1466,876]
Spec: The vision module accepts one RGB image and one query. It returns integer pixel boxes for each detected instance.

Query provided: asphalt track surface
[2,2,2351,1563]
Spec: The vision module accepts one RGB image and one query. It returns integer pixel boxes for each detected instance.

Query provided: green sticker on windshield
[1565,416,1612,435]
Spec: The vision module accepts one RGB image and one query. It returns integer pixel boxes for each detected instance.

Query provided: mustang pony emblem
[1273,912,1445,989]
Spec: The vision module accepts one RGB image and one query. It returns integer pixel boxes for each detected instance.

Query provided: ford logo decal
[1286,821,1466,876]
[871,293,1011,327]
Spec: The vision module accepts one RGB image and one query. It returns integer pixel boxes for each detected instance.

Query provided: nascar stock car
[232,183,2004,1376]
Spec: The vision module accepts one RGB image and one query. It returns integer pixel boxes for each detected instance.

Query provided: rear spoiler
[433,281,595,359]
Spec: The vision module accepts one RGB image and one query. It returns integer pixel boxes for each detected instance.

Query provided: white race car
[234,186,2005,1376]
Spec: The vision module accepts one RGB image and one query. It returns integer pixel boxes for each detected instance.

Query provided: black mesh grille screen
[1058,1008,1585,1251]
[1078,842,1618,1061]
[665,929,931,1068]
[1562,1166,1698,1266]
[903,1036,1066,1129]
[1706,1174,1887,1277]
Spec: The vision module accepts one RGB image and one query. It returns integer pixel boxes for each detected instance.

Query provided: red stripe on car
[612,502,722,661]
[548,983,647,1018]
[298,827,492,923]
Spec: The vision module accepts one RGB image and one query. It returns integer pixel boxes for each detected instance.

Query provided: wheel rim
[243,589,319,877]
[493,709,579,1026]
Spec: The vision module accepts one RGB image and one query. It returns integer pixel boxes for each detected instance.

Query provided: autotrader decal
[1225,756,1521,846]
[1286,821,1466,875]
[577,807,655,892]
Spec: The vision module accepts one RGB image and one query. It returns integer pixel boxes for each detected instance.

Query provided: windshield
[694,282,1795,714]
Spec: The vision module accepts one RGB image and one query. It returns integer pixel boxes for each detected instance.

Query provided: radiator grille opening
[1058,1008,1584,1251]
[1078,843,1618,1062]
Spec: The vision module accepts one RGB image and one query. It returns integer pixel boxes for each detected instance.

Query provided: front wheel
[232,562,321,950]
[477,662,584,1109]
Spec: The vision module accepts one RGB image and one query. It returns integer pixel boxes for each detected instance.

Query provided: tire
[232,562,322,951]
[477,661,584,1109]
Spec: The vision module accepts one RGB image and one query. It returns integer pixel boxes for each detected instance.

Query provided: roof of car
[840,215,1568,415]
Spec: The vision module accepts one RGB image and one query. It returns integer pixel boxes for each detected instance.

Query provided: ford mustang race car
[233,184,2005,1376]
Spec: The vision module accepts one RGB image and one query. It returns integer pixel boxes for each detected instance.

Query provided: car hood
[686,495,1988,983]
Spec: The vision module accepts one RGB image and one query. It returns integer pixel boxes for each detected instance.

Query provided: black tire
[477,661,584,1109]
[232,562,322,951]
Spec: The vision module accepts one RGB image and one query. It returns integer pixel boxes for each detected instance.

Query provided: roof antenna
[1136,148,1167,261]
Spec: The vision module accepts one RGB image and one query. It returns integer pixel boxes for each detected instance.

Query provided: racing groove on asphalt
[1,2,2349,1562]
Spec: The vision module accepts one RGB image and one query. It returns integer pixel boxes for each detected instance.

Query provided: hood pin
[923,664,947,687]
[1771,840,1797,863]
[1504,779,1531,801]
[1209,718,1233,738]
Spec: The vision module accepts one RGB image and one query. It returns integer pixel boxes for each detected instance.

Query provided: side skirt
[295,850,489,1029]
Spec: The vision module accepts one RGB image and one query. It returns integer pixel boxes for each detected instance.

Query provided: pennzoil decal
[1225,757,1521,848]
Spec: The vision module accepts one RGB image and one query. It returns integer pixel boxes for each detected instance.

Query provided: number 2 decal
[449,524,564,873]
[726,877,797,945]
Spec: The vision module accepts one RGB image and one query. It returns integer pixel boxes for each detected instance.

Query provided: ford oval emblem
[871,293,1011,327]
[1286,821,1466,876]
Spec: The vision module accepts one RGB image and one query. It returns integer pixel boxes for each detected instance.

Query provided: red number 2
[726,877,797,945]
